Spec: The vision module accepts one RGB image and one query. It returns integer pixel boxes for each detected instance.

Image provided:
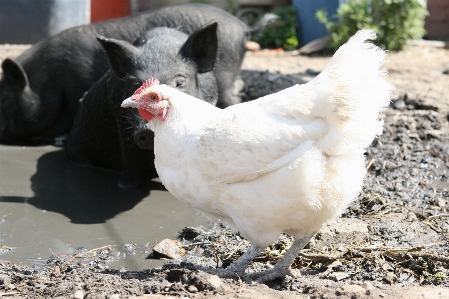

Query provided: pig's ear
[181,21,218,73]
[1,58,28,90]
[97,36,140,79]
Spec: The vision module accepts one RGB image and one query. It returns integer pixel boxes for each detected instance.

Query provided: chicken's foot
[216,244,264,278]
[194,244,264,278]
[244,235,313,282]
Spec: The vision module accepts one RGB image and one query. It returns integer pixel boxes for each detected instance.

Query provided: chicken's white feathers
[185,29,392,183]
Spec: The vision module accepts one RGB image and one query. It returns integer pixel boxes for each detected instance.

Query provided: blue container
[0,0,90,44]
[292,0,340,46]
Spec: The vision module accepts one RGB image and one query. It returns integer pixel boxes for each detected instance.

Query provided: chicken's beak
[121,97,139,108]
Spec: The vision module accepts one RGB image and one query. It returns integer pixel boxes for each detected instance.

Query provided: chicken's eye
[151,94,158,101]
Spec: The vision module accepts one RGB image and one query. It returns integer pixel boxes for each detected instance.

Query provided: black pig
[66,23,220,188]
[0,3,273,145]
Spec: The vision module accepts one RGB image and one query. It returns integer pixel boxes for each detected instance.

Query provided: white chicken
[122,30,393,281]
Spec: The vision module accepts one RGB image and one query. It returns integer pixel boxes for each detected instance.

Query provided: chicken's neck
[151,94,219,172]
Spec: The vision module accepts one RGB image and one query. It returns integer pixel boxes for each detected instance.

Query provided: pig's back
[15,3,249,120]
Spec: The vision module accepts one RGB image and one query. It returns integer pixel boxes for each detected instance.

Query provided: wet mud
[0,145,210,272]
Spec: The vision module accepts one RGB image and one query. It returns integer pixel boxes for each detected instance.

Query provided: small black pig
[0,3,273,145]
[66,23,219,188]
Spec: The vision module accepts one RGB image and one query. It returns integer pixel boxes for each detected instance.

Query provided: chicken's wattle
[142,106,167,122]
[138,108,155,121]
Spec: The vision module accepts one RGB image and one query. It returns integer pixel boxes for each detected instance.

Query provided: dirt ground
[0,42,449,298]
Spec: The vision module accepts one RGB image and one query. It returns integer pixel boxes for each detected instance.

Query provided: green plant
[316,0,428,51]
[251,6,299,50]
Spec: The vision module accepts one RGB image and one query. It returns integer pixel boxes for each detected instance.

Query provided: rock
[267,73,282,82]
[310,218,369,248]
[245,41,261,52]
[207,275,230,294]
[383,272,398,284]
[208,275,222,290]
[426,130,443,139]
[394,99,406,109]
[107,295,120,299]
[74,290,84,299]
[187,285,198,293]
[152,239,185,259]
[328,272,352,281]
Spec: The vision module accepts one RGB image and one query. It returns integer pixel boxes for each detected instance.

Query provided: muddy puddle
[0,145,212,271]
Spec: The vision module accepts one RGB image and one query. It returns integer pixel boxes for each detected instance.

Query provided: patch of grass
[251,6,299,51]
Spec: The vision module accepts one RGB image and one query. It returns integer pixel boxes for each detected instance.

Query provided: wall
[0,0,90,44]
[426,0,449,40]
[91,0,130,23]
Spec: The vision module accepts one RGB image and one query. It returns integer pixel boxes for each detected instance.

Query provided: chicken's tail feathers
[311,29,394,155]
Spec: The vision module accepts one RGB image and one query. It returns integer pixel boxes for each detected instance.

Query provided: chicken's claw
[243,235,313,282]
[194,244,264,278]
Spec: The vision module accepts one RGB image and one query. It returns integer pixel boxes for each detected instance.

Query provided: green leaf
[316,0,428,51]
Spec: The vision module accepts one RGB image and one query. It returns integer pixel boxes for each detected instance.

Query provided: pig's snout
[134,129,154,150]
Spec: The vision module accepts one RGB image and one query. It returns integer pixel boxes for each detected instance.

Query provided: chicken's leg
[216,244,264,278]
[244,235,313,282]
[195,244,264,278]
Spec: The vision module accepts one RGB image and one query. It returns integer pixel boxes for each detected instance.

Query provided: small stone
[187,285,198,293]
[152,239,185,259]
[245,41,260,51]
[107,294,120,299]
[267,73,282,82]
[207,275,222,290]
[426,130,442,139]
[383,272,397,284]
[394,99,405,109]
[328,272,352,281]
[207,275,230,294]
[74,290,84,299]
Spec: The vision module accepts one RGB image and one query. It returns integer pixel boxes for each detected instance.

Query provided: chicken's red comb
[131,77,160,100]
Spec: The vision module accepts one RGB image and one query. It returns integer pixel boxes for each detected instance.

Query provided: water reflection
[1,148,163,224]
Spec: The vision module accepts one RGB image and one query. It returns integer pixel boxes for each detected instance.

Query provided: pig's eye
[175,77,186,88]
[134,80,143,89]
[133,37,147,47]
